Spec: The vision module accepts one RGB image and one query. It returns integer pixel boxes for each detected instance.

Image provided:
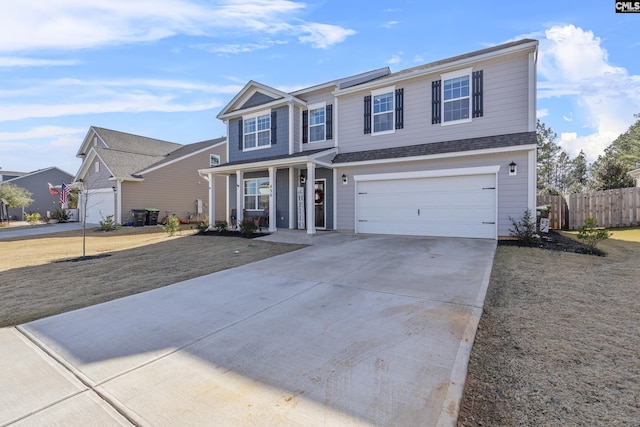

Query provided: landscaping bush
[214,220,228,232]
[508,209,538,244]
[51,209,69,223]
[163,215,181,236]
[99,215,117,231]
[577,217,611,249]
[25,212,41,224]
[239,217,257,237]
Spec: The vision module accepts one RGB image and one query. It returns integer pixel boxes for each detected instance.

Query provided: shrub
[577,217,611,249]
[508,209,538,244]
[239,217,257,237]
[214,220,228,232]
[163,215,181,236]
[51,209,69,222]
[25,212,41,224]
[195,216,211,233]
[99,215,117,231]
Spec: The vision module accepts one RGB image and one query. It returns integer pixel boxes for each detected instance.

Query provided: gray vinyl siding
[228,106,289,163]
[314,168,334,229]
[276,169,289,228]
[302,91,335,152]
[85,158,113,189]
[241,92,278,109]
[121,146,227,223]
[336,52,531,154]
[335,149,532,237]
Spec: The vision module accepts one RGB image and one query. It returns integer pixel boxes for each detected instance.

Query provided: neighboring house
[199,39,539,239]
[73,127,227,224]
[2,167,73,220]
[0,171,26,182]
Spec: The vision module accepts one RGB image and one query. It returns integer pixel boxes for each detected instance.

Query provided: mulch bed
[196,230,271,239]
[499,230,605,256]
[54,254,112,263]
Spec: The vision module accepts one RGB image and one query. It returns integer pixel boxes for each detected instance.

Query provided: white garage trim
[354,165,500,182]
[354,167,499,239]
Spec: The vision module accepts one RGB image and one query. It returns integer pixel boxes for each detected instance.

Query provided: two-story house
[199,39,538,239]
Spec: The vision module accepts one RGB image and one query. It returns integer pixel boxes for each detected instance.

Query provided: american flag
[60,182,71,204]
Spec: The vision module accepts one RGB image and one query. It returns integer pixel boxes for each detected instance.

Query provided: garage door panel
[83,190,114,222]
[356,174,496,239]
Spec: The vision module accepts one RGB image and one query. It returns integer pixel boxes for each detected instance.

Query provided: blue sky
[1,0,639,175]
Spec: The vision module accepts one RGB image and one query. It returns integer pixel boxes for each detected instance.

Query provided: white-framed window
[442,68,471,124]
[210,154,220,167]
[243,178,269,210]
[372,86,395,134]
[94,161,100,173]
[243,111,271,150]
[308,103,326,143]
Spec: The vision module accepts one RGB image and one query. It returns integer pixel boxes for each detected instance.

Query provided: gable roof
[75,127,226,181]
[3,166,73,183]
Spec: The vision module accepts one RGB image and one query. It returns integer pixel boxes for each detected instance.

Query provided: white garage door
[356,173,496,239]
[82,189,114,223]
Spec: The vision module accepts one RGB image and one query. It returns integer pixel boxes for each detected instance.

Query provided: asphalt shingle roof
[332,132,536,164]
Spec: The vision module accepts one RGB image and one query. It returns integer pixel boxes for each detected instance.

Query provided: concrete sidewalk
[0,222,89,240]
[1,233,496,426]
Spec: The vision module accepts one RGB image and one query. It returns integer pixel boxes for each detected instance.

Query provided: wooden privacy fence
[537,187,640,230]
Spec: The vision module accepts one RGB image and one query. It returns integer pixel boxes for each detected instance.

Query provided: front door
[314,179,326,229]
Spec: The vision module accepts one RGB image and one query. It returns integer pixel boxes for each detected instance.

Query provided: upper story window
[302,103,333,144]
[363,87,403,135]
[309,105,326,142]
[443,70,470,123]
[243,112,271,150]
[210,154,220,167]
[432,68,482,125]
[373,89,394,133]
[94,161,100,173]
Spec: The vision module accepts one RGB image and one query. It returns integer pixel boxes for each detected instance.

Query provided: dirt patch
[457,232,640,425]
[0,226,306,327]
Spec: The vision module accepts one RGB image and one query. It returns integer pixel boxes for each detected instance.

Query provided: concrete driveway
[1,233,496,426]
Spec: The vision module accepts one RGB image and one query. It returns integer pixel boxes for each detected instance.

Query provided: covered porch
[198,149,336,235]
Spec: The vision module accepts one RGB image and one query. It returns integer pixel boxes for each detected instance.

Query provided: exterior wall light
[509,161,517,176]
[300,171,306,184]
[112,186,117,193]
[342,174,348,184]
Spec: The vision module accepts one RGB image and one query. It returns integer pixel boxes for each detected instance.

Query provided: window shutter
[271,110,277,144]
[302,110,308,144]
[431,80,441,124]
[395,88,404,129]
[472,70,483,118]
[364,95,371,134]
[326,104,333,140]
[238,118,243,150]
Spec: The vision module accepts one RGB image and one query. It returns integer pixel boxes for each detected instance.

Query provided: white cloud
[537,109,549,118]
[0,57,80,67]
[297,22,357,49]
[386,53,402,65]
[0,126,84,141]
[0,0,355,54]
[381,21,399,29]
[538,24,640,160]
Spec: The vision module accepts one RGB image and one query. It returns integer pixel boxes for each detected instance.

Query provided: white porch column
[305,162,316,234]
[236,170,244,224]
[268,167,276,232]
[288,167,295,229]
[208,173,215,228]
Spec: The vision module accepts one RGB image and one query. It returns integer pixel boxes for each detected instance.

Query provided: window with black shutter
[237,118,243,150]
[431,80,441,124]
[364,95,371,134]
[472,70,483,118]
[302,110,308,144]
[271,110,277,144]
[326,104,333,140]
[395,88,404,129]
